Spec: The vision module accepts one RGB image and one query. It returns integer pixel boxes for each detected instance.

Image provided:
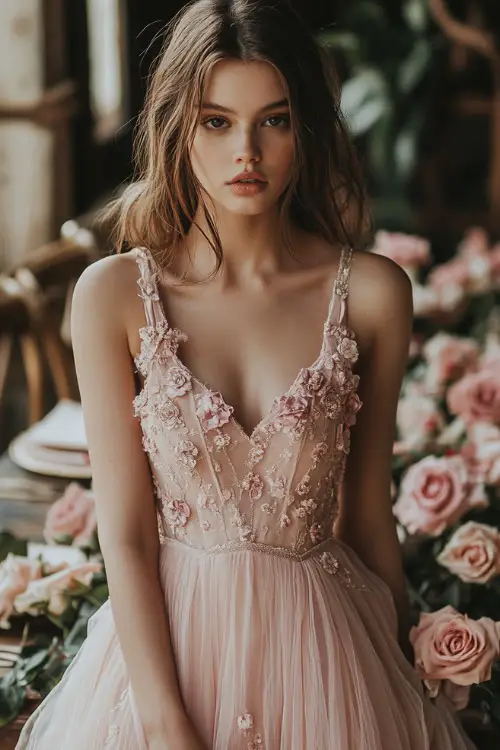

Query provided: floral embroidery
[165,366,192,398]
[132,388,148,418]
[213,432,231,450]
[195,391,234,431]
[260,503,275,514]
[319,551,340,575]
[104,686,129,746]
[237,712,264,749]
[174,440,199,470]
[273,392,310,433]
[309,522,323,543]
[241,473,264,502]
[319,551,370,590]
[164,498,191,530]
[201,520,211,532]
[297,368,327,396]
[267,476,286,499]
[158,328,188,360]
[155,396,184,430]
[296,497,318,518]
[322,386,342,421]
[247,443,265,466]
[279,513,291,528]
[338,336,359,363]
[237,713,254,731]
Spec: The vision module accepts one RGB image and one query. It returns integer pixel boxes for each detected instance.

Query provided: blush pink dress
[17,247,476,749]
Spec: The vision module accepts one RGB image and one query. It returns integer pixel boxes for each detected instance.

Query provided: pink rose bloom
[273,392,310,433]
[461,422,500,486]
[397,392,445,451]
[44,483,97,548]
[195,391,233,431]
[0,554,42,628]
[447,369,500,425]
[393,455,488,537]
[164,365,192,397]
[372,230,431,273]
[410,605,500,687]
[437,521,500,584]
[422,333,479,394]
[14,561,102,617]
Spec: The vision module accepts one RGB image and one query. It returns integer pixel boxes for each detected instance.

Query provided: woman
[17,1,477,748]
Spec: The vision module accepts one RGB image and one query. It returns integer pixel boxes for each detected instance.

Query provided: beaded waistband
[160,535,336,561]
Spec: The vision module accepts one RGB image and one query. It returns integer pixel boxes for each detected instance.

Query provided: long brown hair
[104,0,371,273]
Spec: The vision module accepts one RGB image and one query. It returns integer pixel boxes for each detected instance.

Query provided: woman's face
[190,59,295,216]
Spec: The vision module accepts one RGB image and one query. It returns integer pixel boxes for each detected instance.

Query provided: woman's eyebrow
[200,98,289,113]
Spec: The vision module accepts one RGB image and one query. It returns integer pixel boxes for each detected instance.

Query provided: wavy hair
[104,0,371,274]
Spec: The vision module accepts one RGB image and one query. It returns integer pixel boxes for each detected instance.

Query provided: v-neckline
[139,248,351,443]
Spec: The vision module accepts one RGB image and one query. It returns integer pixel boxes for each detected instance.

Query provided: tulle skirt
[16,536,476,749]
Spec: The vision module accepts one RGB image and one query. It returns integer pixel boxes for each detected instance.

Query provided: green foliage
[318,0,440,229]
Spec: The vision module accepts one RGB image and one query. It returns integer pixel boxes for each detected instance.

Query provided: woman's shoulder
[349,247,413,345]
[71,250,143,336]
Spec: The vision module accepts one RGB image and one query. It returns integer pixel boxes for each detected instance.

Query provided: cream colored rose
[437,521,500,584]
[14,561,102,617]
[0,555,42,628]
[410,605,500,687]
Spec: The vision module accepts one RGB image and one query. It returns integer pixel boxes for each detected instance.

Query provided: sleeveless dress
[16,246,476,749]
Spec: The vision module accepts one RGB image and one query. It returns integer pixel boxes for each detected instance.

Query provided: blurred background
[1,1,500,746]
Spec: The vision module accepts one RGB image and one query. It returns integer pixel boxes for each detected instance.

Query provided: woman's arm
[71,256,200,746]
[334,254,415,661]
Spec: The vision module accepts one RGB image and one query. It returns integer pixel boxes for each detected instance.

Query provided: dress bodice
[132,247,362,558]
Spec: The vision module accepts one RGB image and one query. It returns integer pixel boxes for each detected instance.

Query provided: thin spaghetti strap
[134,247,167,328]
[326,247,354,327]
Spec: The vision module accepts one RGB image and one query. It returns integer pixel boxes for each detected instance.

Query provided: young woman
[17,1,477,748]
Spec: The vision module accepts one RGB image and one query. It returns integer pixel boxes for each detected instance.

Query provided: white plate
[9,433,92,479]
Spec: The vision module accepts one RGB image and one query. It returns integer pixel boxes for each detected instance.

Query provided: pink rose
[164,366,192,398]
[437,521,500,584]
[164,498,191,529]
[461,422,500,486]
[44,483,97,548]
[0,555,42,628]
[14,561,102,617]
[273,392,310,433]
[422,333,479,393]
[338,337,359,363]
[447,369,500,425]
[195,391,233,431]
[410,605,500,687]
[372,230,431,274]
[396,392,445,451]
[393,455,488,537]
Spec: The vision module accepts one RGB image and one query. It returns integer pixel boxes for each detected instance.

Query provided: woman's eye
[265,115,290,128]
[202,117,228,130]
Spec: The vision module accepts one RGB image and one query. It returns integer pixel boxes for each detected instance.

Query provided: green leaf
[0,533,28,562]
[398,39,432,95]
[341,70,388,135]
[403,0,428,33]
[0,668,25,727]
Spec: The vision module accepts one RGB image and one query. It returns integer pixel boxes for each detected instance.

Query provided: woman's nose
[233,128,261,164]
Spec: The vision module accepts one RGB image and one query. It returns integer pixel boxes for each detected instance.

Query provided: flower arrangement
[376,228,500,730]
[0,484,107,726]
